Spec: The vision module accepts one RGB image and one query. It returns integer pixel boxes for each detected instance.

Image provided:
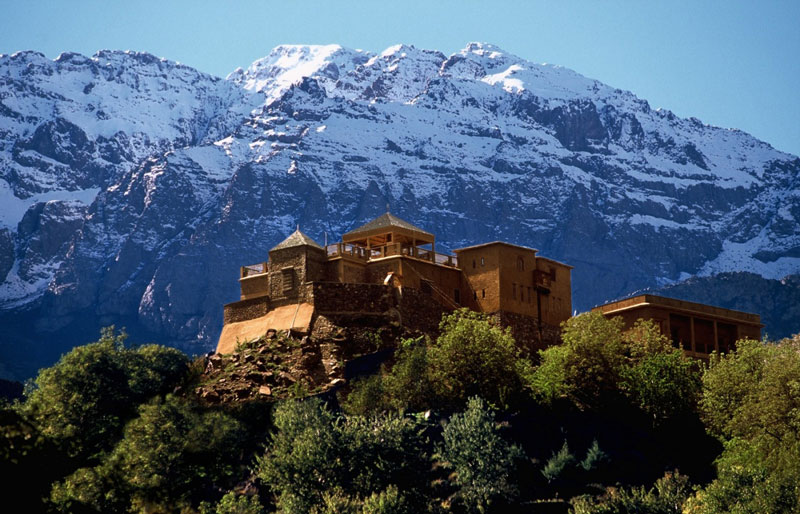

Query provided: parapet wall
[224,296,271,324]
[312,282,394,313]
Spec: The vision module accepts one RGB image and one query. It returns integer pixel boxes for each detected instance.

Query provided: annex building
[216,213,572,353]
[593,294,763,359]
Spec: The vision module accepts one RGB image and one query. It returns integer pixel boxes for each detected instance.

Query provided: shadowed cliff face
[0,44,798,379]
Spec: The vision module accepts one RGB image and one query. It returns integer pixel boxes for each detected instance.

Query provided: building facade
[217,213,573,353]
[593,294,763,358]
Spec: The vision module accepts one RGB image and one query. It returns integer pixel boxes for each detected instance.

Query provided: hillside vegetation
[2,311,799,513]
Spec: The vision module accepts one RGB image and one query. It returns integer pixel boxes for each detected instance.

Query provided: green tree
[530,312,626,406]
[436,396,523,513]
[256,398,429,514]
[620,350,702,424]
[428,309,528,409]
[51,395,246,512]
[541,441,575,483]
[20,327,189,461]
[344,311,532,413]
[692,335,800,512]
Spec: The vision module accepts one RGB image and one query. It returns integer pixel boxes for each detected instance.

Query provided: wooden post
[713,320,719,353]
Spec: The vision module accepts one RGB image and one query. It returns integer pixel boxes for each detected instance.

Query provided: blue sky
[2,0,799,157]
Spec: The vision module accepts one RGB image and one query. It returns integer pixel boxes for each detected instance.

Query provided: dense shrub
[437,396,524,512]
[256,398,430,513]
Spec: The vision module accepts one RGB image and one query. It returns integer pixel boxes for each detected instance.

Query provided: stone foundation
[490,310,562,353]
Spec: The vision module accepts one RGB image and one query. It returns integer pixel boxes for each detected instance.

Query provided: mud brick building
[217,213,573,353]
[593,294,763,359]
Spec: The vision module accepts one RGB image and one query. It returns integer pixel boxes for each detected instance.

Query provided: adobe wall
[497,247,540,319]
[536,259,572,326]
[457,246,502,312]
[239,274,269,300]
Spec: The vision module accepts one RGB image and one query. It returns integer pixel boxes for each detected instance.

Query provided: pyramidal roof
[343,212,433,238]
[270,228,323,251]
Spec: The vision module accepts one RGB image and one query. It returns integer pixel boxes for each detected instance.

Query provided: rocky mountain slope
[1,43,798,379]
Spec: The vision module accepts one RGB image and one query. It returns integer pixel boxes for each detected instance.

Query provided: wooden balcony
[240,262,267,278]
[325,242,458,267]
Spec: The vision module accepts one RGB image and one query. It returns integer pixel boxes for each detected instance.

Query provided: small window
[549,267,557,282]
[482,289,486,298]
[281,268,294,292]
[480,257,485,266]
[473,291,477,300]
[454,288,460,305]
[517,257,524,271]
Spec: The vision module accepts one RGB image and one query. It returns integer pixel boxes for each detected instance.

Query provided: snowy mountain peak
[230,44,371,101]
[0,42,798,380]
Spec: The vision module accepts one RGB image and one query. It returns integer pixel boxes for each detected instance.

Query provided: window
[482,289,485,298]
[281,268,294,292]
[517,257,524,271]
[454,288,460,305]
[480,257,485,266]
[549,267,557,282]
[473,291,477,300]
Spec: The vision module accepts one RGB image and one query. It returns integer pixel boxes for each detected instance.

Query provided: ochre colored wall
[497,247,539,318]
[457,246,502,313]
[535,259,572,326]
[239,274,269,300]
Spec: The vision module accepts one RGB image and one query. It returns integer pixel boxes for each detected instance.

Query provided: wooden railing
[326,243,369,259]
[328,242,458,267]
[240,262,267,278]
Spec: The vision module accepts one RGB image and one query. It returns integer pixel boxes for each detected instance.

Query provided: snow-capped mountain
[1,43,798,379]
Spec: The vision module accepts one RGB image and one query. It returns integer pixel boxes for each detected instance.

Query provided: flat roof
[536,256,574,269]
[453,241,538,254]
[593,294,762,326]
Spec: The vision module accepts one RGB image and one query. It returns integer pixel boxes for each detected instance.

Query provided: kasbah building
[216,212,762,359]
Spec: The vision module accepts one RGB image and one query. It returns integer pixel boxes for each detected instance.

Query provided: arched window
[517,257,524,271]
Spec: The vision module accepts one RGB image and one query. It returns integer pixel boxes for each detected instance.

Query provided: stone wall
[267,246,325,301]
[490,310,562,353]
[223,296,271,324]
[312,282,394,313]
[398,287,449,335]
